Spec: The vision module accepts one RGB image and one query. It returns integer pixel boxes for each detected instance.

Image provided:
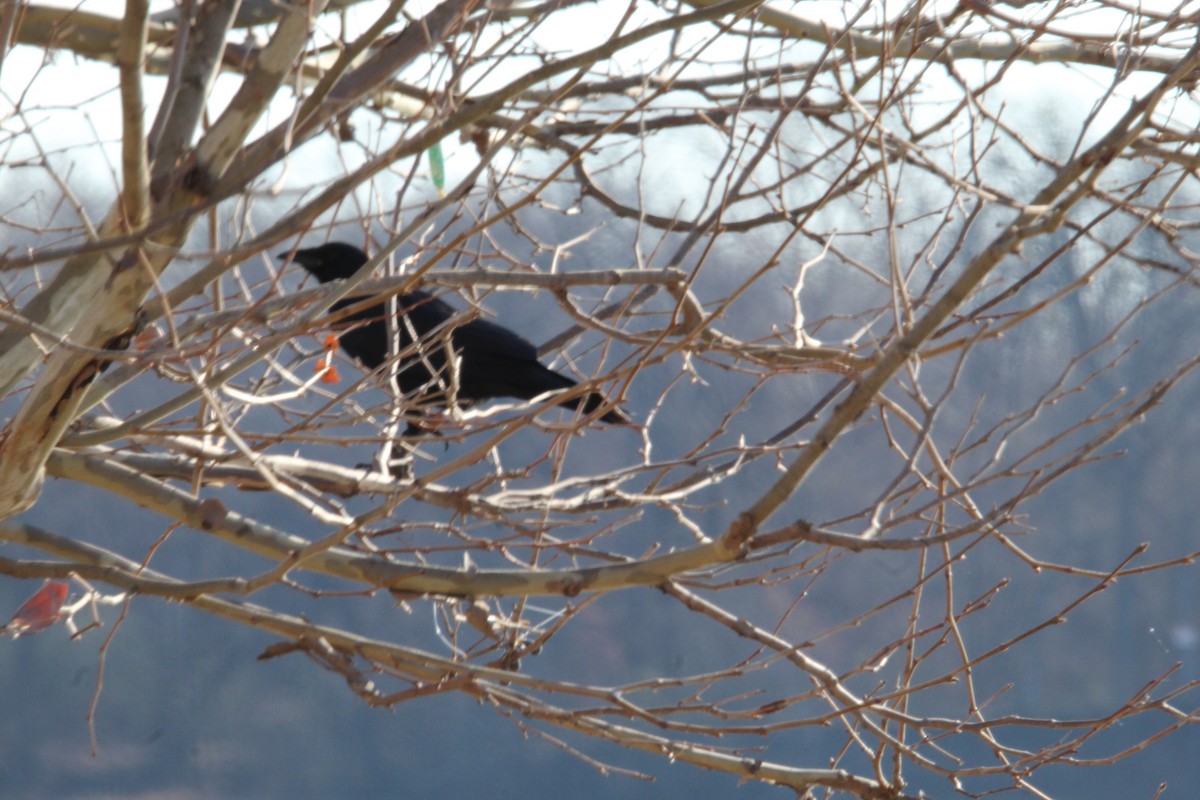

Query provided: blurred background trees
[4,1,1200,797]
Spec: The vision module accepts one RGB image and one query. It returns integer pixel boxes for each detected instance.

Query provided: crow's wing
[399,291,539,362]
[332,290,585,406]
[399,293,580,402]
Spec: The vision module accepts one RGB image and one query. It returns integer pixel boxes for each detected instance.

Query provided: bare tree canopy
[4,0,1200,796]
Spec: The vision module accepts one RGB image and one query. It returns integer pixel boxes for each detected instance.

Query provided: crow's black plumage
[280,242,630,427]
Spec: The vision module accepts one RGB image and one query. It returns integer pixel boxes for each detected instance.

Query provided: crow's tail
[567,390,632,425]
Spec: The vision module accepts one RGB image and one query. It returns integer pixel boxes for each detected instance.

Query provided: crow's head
[279,242,370,283]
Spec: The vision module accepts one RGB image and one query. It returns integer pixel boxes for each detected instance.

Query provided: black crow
[280,242,630,428]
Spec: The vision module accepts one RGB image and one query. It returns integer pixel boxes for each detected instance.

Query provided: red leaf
[316,355,341,384]
[316,335,341,383]
[133,326,161,351]
[4,580,69,637]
